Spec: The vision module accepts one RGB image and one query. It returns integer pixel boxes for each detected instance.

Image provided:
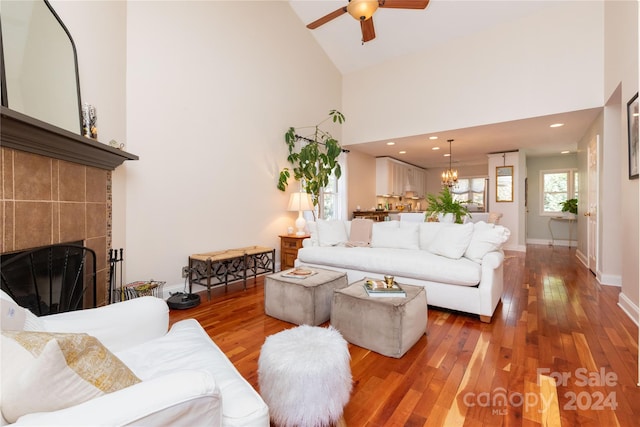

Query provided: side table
[548,216,576,247]
[279,234,308,271]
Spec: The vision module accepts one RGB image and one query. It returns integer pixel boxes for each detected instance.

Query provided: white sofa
[0,290,269,426]
[295,220,510,322]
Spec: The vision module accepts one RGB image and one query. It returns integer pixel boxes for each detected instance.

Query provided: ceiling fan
[306,0,430,43]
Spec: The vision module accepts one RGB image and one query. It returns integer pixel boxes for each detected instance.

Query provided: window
[318,153,347,220]
[451,177,487,211]
[319,173,339,219]
[540,169,578,215]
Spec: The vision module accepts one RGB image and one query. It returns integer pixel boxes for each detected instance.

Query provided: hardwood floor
[169,245,639,426]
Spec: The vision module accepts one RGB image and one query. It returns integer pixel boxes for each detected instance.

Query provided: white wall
[124,1,341,286]
[49,1,129,252]
[342,1,604,146]
[346,150,377,216]
[488,152,525,252]
[603,0,639,316]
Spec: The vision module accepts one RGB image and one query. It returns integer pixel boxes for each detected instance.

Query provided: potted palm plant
[277,110,345,214]
[425,186,470,224]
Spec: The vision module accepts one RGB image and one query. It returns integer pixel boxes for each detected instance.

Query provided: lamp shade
[287,192,314,212]
[347,0,378,21]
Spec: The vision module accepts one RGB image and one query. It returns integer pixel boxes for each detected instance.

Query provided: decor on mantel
[0,107,137,170]
[82,103,98,139]
[288,191,314,236]
[441,139,458,188]
[277,110,345,217]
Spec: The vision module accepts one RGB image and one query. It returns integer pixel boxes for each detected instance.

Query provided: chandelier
[441,139,458,188]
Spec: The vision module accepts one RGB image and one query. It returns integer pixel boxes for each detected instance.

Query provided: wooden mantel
[1,106,138,170]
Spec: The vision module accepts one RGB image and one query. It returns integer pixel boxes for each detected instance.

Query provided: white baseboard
[162,282,207,299]
[618,292,640,326]
[526,238,575,248]
[598,272,622,287]
[505,244,527,252]
[575,249,588,267]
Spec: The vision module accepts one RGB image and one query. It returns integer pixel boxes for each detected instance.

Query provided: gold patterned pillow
[1,331,140,423]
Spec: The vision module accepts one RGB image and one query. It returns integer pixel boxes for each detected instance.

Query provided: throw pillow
[347,218,373,247]
[464,222,511,263]
[1,331,141,423]
[371,222,419,250]
[428,222,474,259]
[0,292,44,331]
[316,219,348,246]
[306,221,319,246]
[418,222,443,250]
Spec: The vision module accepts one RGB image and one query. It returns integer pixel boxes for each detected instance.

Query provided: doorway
[586,135,599,274]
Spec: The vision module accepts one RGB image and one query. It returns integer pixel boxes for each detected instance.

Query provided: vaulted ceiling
[288,1,601,168]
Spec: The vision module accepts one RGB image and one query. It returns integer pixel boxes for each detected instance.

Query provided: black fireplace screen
[1,244,97,316]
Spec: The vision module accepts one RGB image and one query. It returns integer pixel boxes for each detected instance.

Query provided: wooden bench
[189,246,275,300]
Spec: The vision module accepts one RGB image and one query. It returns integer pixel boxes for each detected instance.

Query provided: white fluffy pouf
[258,325,352,427]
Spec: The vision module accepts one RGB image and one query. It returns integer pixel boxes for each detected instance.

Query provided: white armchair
[1,290,269,426]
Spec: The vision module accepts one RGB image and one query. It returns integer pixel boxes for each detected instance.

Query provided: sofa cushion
[371,221,419,250]
[464,222,511,263]
[116,319,269,426]
[297,246,482,287]
[316,219,348,246]
[1,331,140,423]
[428,222,474,260]
[418,222,444,250]
[306,221,319,245]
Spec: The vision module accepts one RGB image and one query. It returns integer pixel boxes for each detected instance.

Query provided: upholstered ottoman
[264,267,347,325]
[331,280,427,358]
[258,325,352,427]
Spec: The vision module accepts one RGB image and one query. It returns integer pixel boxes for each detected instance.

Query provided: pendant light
[441,139,458,188]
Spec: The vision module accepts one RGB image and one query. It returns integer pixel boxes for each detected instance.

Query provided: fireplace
[1,108,137,306]
[1,242,96,315]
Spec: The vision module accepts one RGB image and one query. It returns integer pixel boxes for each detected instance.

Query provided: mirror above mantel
[0,0,137,170]
[1,0,81,134]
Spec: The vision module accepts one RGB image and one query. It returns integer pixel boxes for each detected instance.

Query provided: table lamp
[288,192,314,236]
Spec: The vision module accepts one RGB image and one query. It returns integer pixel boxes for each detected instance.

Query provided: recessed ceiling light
[561,150,570,154]
[429,136,438,140]
[386,141,395,146]
[399,150,406,154]
[550,123,564,128]
[444,153,451,157]
[432,147,440,151]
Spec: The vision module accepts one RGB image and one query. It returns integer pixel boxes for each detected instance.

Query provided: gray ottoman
[330,280,427,358]
[264,267,348,325]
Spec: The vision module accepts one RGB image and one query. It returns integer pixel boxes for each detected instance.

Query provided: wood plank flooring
[169,245,639,426]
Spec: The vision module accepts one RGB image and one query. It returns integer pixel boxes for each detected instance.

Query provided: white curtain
[335,152,348,220]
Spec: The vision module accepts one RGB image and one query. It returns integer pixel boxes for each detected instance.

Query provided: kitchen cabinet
[376,157,426,198]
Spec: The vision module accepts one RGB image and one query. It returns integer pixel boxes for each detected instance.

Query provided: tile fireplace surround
[1,107,137,306]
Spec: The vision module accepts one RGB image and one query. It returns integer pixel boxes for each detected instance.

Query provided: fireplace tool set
[108,248,124,303]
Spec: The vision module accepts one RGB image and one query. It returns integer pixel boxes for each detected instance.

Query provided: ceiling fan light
[347,0,379,21]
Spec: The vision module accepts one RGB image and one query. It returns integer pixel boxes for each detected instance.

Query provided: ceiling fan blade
[361,18,376,43]
[379,0,430,10]
[306,7,348,29]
